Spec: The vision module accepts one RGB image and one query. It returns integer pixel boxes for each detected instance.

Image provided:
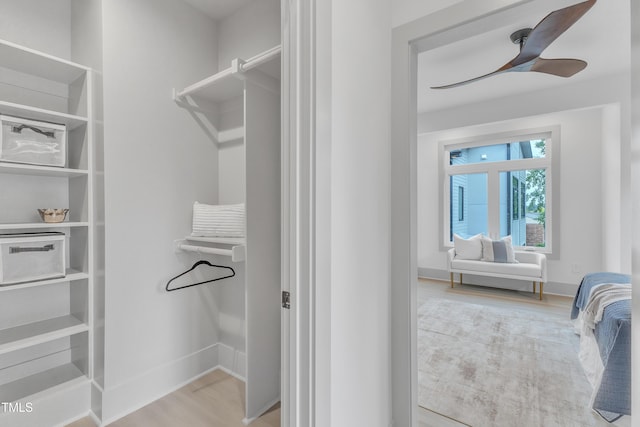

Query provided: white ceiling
[417,0,630,113]
[181,0,253,21]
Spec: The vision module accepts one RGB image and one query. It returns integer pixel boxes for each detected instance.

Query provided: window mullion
[487,169,500,239]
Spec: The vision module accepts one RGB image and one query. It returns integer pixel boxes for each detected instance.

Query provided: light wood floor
[66,370,280,427]
[66,279,583,427]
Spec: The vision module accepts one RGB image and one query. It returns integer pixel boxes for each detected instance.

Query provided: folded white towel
[192,201,245,237]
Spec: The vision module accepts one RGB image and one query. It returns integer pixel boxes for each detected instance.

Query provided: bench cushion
[451,258,542,279]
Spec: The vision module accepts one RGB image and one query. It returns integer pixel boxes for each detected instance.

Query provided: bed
[571,272,631,422]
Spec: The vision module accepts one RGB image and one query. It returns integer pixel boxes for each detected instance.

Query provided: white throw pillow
[192,202,245,237]
[453,233,483,260]
[481,235,517,263]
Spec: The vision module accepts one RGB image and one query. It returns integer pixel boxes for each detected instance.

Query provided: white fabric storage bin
[0,115,67,167]
[0,232,66,285]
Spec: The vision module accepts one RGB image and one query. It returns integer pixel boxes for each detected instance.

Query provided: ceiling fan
[431,0,596,89]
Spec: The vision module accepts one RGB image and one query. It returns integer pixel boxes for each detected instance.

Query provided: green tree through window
[526,140,546,226]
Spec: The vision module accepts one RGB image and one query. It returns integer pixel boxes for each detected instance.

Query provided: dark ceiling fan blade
[513,0,596,65]
[530,57,587,77]
[430,67,512,89]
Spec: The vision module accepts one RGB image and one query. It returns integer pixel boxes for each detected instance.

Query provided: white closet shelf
[218,126,245,144]
[174,45,281,103]
[0,269,89,292]
[0,100,88,130]
[179,236,246,262]
[0,315,88,356]
[0,38,88,84]
[0,162,89,178]
[0,363,86,403]
[0,222,89,231]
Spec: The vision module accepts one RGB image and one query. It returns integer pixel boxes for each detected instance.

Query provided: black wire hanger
[165,260,235,292]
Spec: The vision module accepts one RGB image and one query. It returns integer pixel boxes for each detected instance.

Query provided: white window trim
[439,126,560,256]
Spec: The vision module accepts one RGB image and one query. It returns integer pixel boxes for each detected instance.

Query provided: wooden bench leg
[539,282,544,300]
[459,273,463,286]
[533,281,536,294]
[450,272,454,288]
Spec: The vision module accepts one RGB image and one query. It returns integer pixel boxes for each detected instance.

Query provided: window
[441,130,555,252]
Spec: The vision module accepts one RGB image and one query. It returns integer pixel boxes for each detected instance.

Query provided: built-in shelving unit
[174,46,281,423]
[0,38,93,425]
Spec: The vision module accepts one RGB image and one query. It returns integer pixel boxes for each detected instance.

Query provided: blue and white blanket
[571,272,631,422]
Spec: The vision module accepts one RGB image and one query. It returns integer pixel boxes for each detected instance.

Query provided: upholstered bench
[447,248,548,300]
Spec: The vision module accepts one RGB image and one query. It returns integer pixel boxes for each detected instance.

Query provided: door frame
[281,0,324,425]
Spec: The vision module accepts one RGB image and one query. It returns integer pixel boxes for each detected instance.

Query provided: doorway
[390,0,637,425]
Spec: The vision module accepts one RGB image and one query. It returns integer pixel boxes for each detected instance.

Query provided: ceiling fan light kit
[431,0,597,89]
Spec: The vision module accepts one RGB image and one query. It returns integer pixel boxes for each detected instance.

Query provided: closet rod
[239,45,282,73]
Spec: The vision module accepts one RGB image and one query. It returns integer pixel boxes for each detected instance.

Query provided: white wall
[328,0,391,425]
[0,0,71,59]
[216,0,280,70]
[601,104,622,272]
[391,0,463,28]
[100,0,221,421]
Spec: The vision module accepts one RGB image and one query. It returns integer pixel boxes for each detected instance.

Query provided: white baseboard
[418,267,449,281]
[57,410,99,427]
[88,410,102,427]
[100,343,246,426]
[418,267,578,297]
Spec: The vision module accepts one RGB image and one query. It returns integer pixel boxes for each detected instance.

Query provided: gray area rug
[418,298,611,427]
